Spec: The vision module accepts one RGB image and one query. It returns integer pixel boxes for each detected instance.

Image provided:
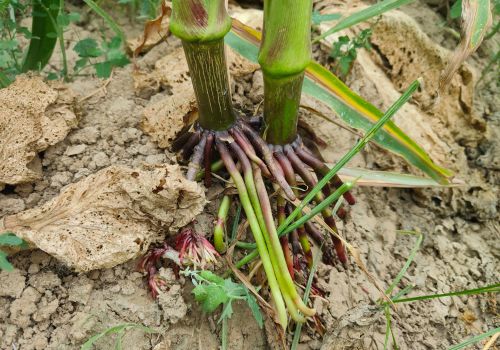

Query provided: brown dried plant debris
[0,164,206,272]
[0,75,79,189]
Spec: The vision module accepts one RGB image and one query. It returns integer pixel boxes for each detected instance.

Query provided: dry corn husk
[0,75,78,189]
[1,164,206,271]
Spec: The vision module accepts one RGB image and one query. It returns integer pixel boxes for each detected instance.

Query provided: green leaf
[21,0,60,72]
[74,57,88,71]
[312,10,341,25]
[314,0,415,42]
[68,11,81,22]
[57,13,70,27]
[47,72,59,80]
[387,283,500,305]
[219,301,233,322]
[450,0,462,19]
[192,284,208,301]
[0,233,25,246]
[74,38,102,58]
[336,167,463,188]
[199,270,225,285]
[0,39,19,50]
[199,284,229,313]
[0,251,14,272]
[244,292,263,329]
[94,61,112,78]
[227,20,452,184]
[385,231,423,297]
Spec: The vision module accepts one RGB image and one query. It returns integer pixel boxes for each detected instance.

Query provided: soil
[0,1,498,350]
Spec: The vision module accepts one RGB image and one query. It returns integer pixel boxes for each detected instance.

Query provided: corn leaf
[227,20,453,184]
[21,0,61,72]
[337,168,463,188]
[314,0,415,42]
[438,0,492,94]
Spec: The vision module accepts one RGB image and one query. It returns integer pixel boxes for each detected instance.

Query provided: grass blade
[281,182,354,236]
[279,79,421,234]
[314,0,414,42]
[228,19,452,184]
[21,0,60,72]
[388,283,500,304]
[81,323,157,350]
[448,327,500,350]
[385,231,423,296]
[83,0,125,44]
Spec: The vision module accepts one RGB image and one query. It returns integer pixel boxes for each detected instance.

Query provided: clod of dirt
[0,75,78,189]
[157,268,187,324]
[1,164,206,271]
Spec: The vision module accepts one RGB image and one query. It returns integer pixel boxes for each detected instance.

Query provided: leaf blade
[227,19,453,184]
[21,0,60,72]
[314,0,415,42]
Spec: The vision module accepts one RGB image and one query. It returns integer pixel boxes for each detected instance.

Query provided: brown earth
[0,1,498,349]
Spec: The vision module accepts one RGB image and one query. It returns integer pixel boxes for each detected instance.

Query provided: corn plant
[163,0,492,331]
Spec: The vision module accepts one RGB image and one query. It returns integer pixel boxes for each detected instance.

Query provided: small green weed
[73,36,129,78]
[81,322,157,350]
[329,28,372,78]
[0,232,28,271]
[182,269,263,350]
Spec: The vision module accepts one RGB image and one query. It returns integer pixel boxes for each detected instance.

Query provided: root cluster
[174,116,355,270]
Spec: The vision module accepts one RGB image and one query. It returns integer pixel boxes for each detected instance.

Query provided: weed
[329,28,372,78]
[81,322,158,350]
[182,268,263,350]
[0,232,27,271]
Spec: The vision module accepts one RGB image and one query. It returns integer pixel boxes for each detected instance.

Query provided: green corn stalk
[258,0,313,145]
[21,0,61,73]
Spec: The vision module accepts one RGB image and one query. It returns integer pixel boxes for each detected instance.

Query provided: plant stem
[259,0,313,145]
[263,73,304,144]
[217,141,288,329]
[170,0,235,130]
[279,79,422,234]
[182,40,236,130]
[214,195,231,252]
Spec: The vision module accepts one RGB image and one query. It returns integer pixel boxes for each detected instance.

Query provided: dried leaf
[437,0,492,95]
[1,164,206,271]
[0,75,78,187]
[131,1,171,60]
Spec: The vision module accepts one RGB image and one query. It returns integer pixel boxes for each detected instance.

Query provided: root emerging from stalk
[172,117,356,327]
[270,134,355,266]
[174,118,296,201]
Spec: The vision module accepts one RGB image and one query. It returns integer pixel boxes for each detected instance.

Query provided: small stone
[0,269,26,298]
[25,192,42,207]
[69,126,99,144]
[145,154,166,164]
[50,172,73,187]
[14,183,33,196]
[65,144,87,156]
[93,152,110,168]
[122,128,141,143]
[29,272,61,293]
[0,197,25,216]
[28,264,40,274]
[74,168,91,180]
